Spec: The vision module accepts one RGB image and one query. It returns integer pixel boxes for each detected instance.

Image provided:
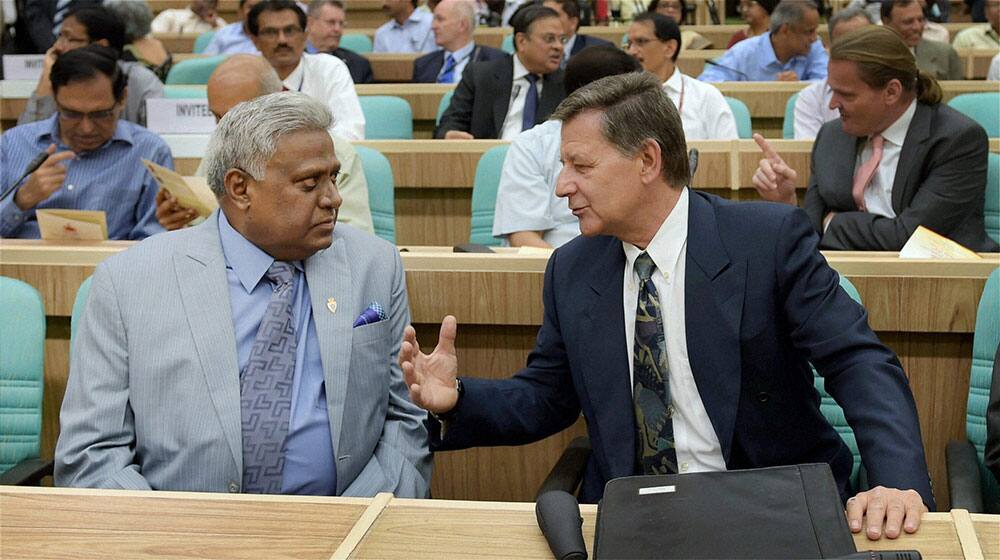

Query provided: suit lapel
[174,212,243,473]
[891,103,931,212]
[492,57,515,134]
[827,124,864,210]
[538,70,565,124]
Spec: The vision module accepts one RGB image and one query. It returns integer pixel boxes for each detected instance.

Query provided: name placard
[2,55,46,80]
[145,98,216,134]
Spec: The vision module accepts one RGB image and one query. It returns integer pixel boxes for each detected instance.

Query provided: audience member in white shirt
[151,0,227,35]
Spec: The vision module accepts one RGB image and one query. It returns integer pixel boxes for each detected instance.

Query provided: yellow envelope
[899,226,982,259]
[143,159,218,218]
[36,209,108,241]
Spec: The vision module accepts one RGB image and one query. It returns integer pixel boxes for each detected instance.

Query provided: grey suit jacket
[804,101,999,252]
[915,38,963,81]
[55,212,432,497]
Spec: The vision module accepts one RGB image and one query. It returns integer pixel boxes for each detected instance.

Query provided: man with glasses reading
[436,3,566,139]
[248,0,365,140]
[0,44,172,239]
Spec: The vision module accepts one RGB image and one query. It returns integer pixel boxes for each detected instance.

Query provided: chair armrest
[0,457,54,486]
[536,436,591,498]
[946,439,985,513]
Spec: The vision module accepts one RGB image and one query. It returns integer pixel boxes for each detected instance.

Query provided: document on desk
[143,159,218,218]
[36,209,108,240]
[899,226,981,259]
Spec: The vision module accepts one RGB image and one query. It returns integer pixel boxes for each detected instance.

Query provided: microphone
[688,148,699,178]
[0,150,51,205]
[704,59,751,81]
[535,490,588,560]
[832,552,922,560]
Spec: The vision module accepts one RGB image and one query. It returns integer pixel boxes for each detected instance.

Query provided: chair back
[0,278,45,475]
[163,85,208,99]
[165,55,227,85]
[948,93,1000,138]
[359,96,413,139]
[724,96,752,139]
[967,268,1000,511]
[987,153,1000,245]
[436,90,454,126]
[470,144,509,246]
[355,145,396,243]
[340,33,374,54]
[501,34,514,53]
[193,30,216,54]
[782,92,799,139]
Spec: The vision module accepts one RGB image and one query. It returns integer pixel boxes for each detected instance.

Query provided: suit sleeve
[802,127,830,234]
[947,45,964,80]
[821,117,988,250]
[434,63,477,138]
[986,343,1000,484]
[775,209,934,508]
[22,0,55,52]
[54,263,154,491]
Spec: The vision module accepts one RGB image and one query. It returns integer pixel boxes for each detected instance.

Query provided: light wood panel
[146,0,390,28]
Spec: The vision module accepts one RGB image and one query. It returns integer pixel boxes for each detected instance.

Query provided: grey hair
[451,0,478,31]
[104,0,154,42]
[308,0,345,17]
[204,92,332,197]
[769,0,817,34]
[827,5,873,38]
[551,72,689,187]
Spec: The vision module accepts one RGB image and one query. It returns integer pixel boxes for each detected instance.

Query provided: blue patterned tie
[241,261,297,494]
[52,0,74,36]
[632,252,678,475]
[521,74,539,131]
[438,53,457,83]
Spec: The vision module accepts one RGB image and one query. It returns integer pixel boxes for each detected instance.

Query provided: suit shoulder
[476,45,507,60]
[694,190,803,237]
[579,34,614,47]
[100,226,199,274]
[928,101,984,136]
[334,222,398,258]
[414,50,439,65]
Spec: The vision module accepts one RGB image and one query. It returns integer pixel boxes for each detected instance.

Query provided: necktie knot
[526,73,539,85]
[265,261,295,290]
[634,252,656,282]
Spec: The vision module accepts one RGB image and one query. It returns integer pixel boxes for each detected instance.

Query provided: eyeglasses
[258,25,304,40]
[527,33,569,46]
[626,37,656,49]
[56,103,119,123]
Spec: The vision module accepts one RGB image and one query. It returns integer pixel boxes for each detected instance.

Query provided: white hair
[452,0,477,31]
[205,92,332,197]
[769,0,817,34]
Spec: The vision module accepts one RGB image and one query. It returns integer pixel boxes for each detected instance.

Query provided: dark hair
[509,4,561,50]
[50,44,127,101]
[646,0,687,22]
[755,0,780,14]
[565,45,641,94]
[64,6,127,54]
[881,0,919,20]
[541,0,580,20]
[633,12,682,62]
[247,0,308,35]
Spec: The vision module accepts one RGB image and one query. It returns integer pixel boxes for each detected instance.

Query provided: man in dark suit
[542,0,612,66]
[754,26,998,252]
[20,0,100,52]
[435,4,565,139]
[305,0,373,83]
[412,0,505,83]
[403,71,933,541]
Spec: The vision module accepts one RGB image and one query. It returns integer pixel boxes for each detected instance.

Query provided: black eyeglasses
[56,103,119,123]
[258,25,304,40]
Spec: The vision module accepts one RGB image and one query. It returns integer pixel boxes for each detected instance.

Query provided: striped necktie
[52,0,74,37]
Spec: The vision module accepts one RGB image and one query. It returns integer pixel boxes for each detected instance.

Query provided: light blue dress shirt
[373,10,436,53]
[697,32,828,82]
[202,22,261,55]
[0,115,171,239]
[218,212,337,496]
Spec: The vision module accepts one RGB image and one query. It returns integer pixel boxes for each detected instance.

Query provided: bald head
[206,54,284,120]
[432,0,476,51]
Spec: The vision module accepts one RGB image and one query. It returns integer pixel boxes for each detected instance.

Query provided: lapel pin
[326,298,337,314]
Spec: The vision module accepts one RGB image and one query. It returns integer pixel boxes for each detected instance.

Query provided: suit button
[757,392,769,403]
[228,482,240,493]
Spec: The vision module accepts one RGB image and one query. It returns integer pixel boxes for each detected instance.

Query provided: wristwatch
[431,377,465,423]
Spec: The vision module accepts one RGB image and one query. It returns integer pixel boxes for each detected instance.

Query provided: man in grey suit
[55,92,432,497]
[753,26,998,252]
[882,0,963,80]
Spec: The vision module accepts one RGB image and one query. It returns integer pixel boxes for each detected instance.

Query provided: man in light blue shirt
[373,0,436,53]
[202,0,263,54]
[698,0,827,82]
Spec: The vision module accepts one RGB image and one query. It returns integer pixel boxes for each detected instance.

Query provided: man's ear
[224,168,253,210]
[638,138,663,186]
[883,78,903,105]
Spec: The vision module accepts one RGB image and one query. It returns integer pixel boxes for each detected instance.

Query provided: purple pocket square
[353,301,388,328]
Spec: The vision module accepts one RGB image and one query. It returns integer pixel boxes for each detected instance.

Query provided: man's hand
[751,133,799,206]
[776,70,799,82]
[846,486,927,540]
[13,144,75,211]
[444,130,474,140]
[34,47,58,97]
[400,315,461,414]
[155,189,198,231]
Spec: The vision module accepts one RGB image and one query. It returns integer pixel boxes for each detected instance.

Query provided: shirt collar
[622,187,690,277]
[512,52,530,81]
[662,66,683,93]
[759,32,782,67]
[219,210,302,293]
[880,99,918,146]
[282,56,306,90]
[446,40,475,61]
[38,113,134,152]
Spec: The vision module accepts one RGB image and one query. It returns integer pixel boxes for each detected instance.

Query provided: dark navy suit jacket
[431,190,934,508]
[568,33,614,57]
[412,44,506,83]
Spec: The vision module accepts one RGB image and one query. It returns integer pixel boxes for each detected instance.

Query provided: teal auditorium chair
[436,90,454,126]
[340,33,374,54]
[782,92,799,139]
[947,267,1000,513]
[355,145,397,243]
[0,277,50,485]
[948,92,1000,138]
[469,144,509,246]
[359,96,413,139]
[986,153,1000,245]
[193,30,216,54]
[72,277,93,341]
[723,96,752,139]
[163,85,208,99]
[166,55,227,85]
[501,34,514,53]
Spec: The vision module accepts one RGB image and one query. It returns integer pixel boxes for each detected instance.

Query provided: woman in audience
[106,0,173,82]
[728,0,778,47]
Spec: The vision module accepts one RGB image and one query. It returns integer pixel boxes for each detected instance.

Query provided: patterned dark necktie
[521,74,539,131]
[438,53,457,83]
[240,261,297,494]
[52,0,73,36]
[632,252,678,475]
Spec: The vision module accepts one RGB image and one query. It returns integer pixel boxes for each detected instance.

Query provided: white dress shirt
[150,9,226,35]
[662,68,739,140]
[988,53,1000,81]
[283,53,366,140]
[793,80,839,140]
[857,100,917,219]
[622,188,727,475]
[499,54,545,141]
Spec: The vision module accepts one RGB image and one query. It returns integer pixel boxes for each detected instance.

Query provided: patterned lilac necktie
[632,252,678,475]
[240,261,297,494]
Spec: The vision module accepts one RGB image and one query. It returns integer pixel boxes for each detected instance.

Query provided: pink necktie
[851,134,884,211]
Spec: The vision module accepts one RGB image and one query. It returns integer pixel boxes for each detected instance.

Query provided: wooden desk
[146,0,390,28]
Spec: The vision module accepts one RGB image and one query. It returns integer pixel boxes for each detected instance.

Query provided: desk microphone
[704,59,751,81]
[536,490,588,560]
[0,150,51,205]
[832,552,922,560]
[688,148,699,178]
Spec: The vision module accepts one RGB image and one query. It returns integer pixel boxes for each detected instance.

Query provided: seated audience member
[542,0,613,67]
[753,27,999,252]
[435,4,565,139]
[952,0,1000,48]
[17,6,163,127]
[0,45,170,240]
[56,91,431,497]
[373,0,436,53]
[987,344,1000,484]
[249,0,365,140]
[793,6,873,139]
[151,0,227,35]
[156,55,373,234]
[20,0,101,53]
[990,52,1000,79]
[643,0,711,49]
[105,0,173,82]
[728,0,778,48]
[698,0,827,82]
[882,0,962,80]
[918,0,951,43]
[305,0,374,84]
[413,0,505,83]
[202,0,263,55]
[403,72,935,540]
